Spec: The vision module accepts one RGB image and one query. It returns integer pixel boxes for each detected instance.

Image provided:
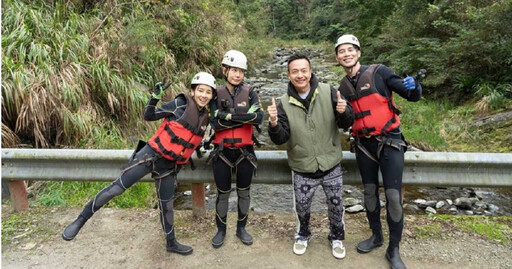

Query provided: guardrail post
[191,183,206,218]
[8,180,29,211]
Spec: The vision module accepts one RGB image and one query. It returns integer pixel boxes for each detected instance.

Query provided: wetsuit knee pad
[363,184,378,212]
[216,190,231,217]
[237,189,250,215]
[162,199,174,224]
[95,182,125,206]
[385,188,403,222]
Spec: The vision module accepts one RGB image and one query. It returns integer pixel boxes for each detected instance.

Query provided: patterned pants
[292,164,345,242]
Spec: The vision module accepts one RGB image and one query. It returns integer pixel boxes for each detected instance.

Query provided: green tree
[235,0,270,37]
[372,0,512,104]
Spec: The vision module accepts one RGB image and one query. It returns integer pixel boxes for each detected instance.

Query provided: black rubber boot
[356,231,384,253]
[62,215,87,241]
[212,230,226,248]
[236,227,253,245]
[166,238,193,255]
[386,246,406,269]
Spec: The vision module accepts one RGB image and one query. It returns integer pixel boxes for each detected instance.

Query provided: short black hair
[287,54,311,71]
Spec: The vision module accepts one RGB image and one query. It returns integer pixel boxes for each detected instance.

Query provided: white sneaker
[293,239,308,255]
[331,240,346,259]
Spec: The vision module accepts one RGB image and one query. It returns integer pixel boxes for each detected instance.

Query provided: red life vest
[212,84,254,147]
[147,94,209,164]
[339,64,401,137]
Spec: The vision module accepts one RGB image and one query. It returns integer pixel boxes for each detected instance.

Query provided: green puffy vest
[280,83,343,173]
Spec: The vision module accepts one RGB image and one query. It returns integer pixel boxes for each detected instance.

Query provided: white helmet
[221,50,247,70]
[191,72,216,89]
[334,34,360,51]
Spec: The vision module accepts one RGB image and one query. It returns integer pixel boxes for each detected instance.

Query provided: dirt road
[2,206,511,269]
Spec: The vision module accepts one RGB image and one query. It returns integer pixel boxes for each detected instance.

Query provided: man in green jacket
[267,54,354,259]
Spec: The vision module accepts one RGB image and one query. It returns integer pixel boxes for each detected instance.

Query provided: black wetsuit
[209,84,264,231]
[78,95,206,242]
[341,65,421,247]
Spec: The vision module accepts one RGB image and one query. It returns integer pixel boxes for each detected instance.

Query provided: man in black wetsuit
[335,34,422,269]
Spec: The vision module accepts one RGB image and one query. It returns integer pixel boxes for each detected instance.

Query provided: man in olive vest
[267,54,354,259]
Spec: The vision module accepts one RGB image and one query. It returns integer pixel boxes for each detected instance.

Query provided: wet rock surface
[175,184,511,217]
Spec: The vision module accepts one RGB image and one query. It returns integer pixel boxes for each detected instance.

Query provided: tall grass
[2,0,245,149]
[2,1,145,148]
[1,0,246,208]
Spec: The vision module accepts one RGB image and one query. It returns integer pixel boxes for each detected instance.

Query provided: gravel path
[2,206,511,269]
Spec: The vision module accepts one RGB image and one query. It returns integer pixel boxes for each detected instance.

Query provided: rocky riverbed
[176,184,511,217]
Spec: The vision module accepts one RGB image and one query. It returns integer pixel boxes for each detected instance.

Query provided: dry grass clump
[1,124,20,148]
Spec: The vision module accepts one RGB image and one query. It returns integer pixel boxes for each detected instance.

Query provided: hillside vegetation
[2,0,511,150]
[2,0,244,148]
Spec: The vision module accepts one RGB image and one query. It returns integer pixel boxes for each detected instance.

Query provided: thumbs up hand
[336,91,347,114]
[267,97,278,127]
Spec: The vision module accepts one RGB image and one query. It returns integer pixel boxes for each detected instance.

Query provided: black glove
[152,77,171,99]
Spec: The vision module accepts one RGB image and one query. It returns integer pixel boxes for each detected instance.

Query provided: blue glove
[402,76,418,91]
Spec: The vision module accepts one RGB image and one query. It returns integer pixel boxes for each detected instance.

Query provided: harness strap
[154,137,187,162]
[207,144,257,174]
[218,152,235,168]
[375,135,407,158]
[354,138,379,164]
[235,147,257,169]
[380,117,397,136]
[354,110,371,119]
[357,127,376,137]
[387,101,402,115]
[234,147,257,177]
[206,141,236,168]
[164,125,195,148]
[222,138,243,145]
[121,141,157,173]
[120,155,157,173]
[353,134,407,165]
[152,166,181,179]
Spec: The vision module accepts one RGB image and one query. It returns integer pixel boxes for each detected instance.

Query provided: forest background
[2,0,511,208]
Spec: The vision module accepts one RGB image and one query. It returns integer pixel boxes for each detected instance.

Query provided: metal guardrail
[2,148,512,212]
[2,148,512,186]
